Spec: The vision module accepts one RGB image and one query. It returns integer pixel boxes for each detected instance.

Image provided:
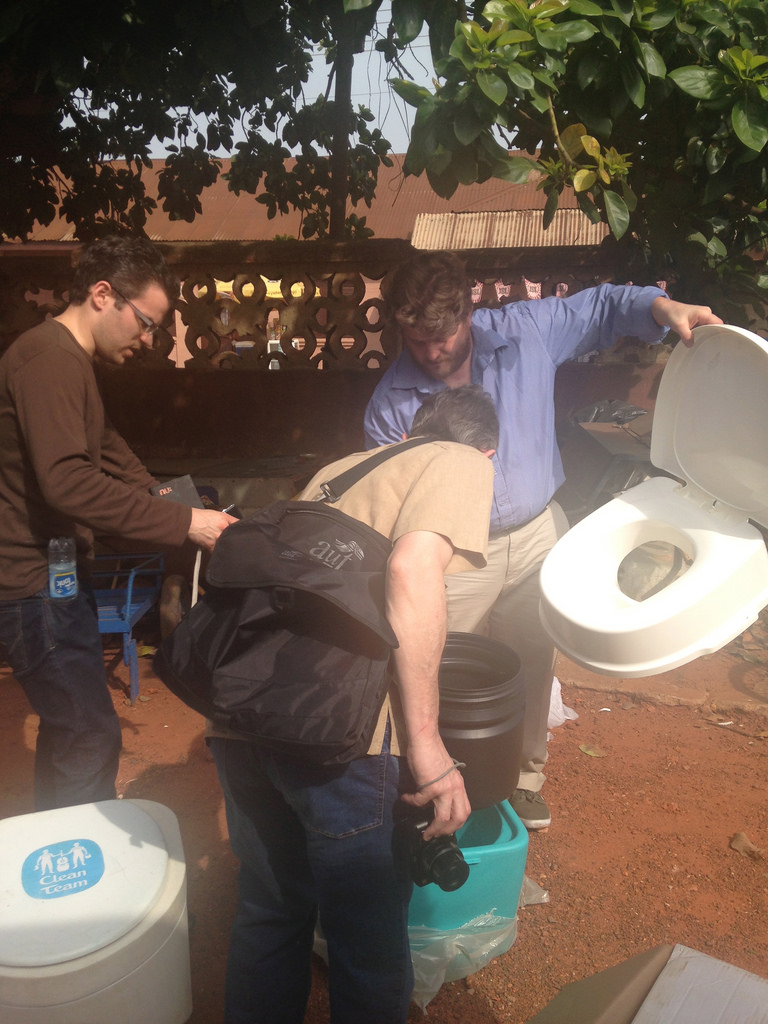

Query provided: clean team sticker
[21,839,105,899]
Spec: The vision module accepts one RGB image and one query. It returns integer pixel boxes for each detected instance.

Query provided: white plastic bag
[548,675,578,738]
[409,912,519,1011]
[407,876,550,1010]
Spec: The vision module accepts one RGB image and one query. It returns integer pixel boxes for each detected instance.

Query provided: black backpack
[153,439,430,764]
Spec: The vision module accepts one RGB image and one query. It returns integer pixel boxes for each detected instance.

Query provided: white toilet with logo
[0,799,192,1023]
[539,323,768,676]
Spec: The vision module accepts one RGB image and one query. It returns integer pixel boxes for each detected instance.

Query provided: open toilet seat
[540,474,768,675]
[540,324,768,677]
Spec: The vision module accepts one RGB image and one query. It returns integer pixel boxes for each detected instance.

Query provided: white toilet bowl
[540,324,768,677]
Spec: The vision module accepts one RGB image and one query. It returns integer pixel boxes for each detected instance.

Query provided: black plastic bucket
[438,632,525,810]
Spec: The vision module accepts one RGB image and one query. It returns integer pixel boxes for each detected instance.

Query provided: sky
[148,7,436,159]
[305,16,436,155]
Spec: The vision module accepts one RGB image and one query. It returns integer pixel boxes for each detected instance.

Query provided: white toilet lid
[651,323,768,529]
[0,800,168,967]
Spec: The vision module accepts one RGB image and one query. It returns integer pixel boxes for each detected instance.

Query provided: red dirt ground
[2,630,768,1023]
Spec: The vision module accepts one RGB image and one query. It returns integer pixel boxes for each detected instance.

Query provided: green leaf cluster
[400,0,768,324]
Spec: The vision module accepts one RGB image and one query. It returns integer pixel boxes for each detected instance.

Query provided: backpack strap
[319,436,434,503]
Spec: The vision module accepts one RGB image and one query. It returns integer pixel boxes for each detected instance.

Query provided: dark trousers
[210,736,414,1024]
[0,585,122,810]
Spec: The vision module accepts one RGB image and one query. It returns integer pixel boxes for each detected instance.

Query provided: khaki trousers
[445,502,570,794]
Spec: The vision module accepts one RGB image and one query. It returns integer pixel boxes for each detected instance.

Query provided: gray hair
[409,385,499,451]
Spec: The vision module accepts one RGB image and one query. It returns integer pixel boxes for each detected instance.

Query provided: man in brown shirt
[0,236,234,810]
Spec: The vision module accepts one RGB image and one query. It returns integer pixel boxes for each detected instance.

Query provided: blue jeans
[0,585,122,810]
[209,736,414,1024]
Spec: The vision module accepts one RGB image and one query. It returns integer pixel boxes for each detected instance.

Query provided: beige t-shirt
[300,440,494,755]
[207,440,495,756]
[300,440,492,575]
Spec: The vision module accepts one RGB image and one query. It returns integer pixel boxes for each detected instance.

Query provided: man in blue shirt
[364,251,722,830]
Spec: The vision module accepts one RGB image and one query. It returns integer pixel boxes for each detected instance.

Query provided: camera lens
[419,835,469,892]
[404,807,470,892]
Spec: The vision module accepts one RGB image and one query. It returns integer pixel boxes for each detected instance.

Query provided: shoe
[510,789,551,830]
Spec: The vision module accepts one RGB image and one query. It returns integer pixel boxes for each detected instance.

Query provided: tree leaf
[581,135,601,158]
[452,146,480,185]
[494,155,538,184]
[732,96,768,152]
[560,122,587,161]
[567,0,604,14]
[507,62,536,91]
[535,25,580,53]
[621,181,638,212]
[391,0,423,44]
[476,70,508,105]
[579,744,607,757]
[638,41,666,78]
[707,236,728,259]
[496,29,534,47]
[540,20,597,47]
[482,0,517,19]
[729,832,764,860]
[620,60,646,108]
[573,167,597,191]
[576,191,602,223]
[454,105,485,145]
[604,189,630,239]
[390,78,433,108]
[543,187,559,228]
[668,66,727,100]
[610,0,634,28]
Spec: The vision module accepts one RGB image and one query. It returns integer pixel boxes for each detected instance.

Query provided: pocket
[273,753,390,839]
[0,592,54,675]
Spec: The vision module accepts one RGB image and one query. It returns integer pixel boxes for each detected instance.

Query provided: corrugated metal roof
[412,209,608,250]
[18,153,595,246]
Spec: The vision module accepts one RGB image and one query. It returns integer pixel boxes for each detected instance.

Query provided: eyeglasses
[109,284,163,336]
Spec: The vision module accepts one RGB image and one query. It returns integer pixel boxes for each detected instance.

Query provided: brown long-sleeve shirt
[0,320,191,599]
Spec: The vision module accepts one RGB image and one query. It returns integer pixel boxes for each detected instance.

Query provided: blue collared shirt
[364,283,668,533]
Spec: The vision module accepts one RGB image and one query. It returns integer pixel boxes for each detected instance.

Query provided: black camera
[408,813,469,892]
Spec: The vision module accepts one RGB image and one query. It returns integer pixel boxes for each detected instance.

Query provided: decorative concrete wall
[0,238,667,464]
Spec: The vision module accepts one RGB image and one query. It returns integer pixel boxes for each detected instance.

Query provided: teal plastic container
[408,800,529,931]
